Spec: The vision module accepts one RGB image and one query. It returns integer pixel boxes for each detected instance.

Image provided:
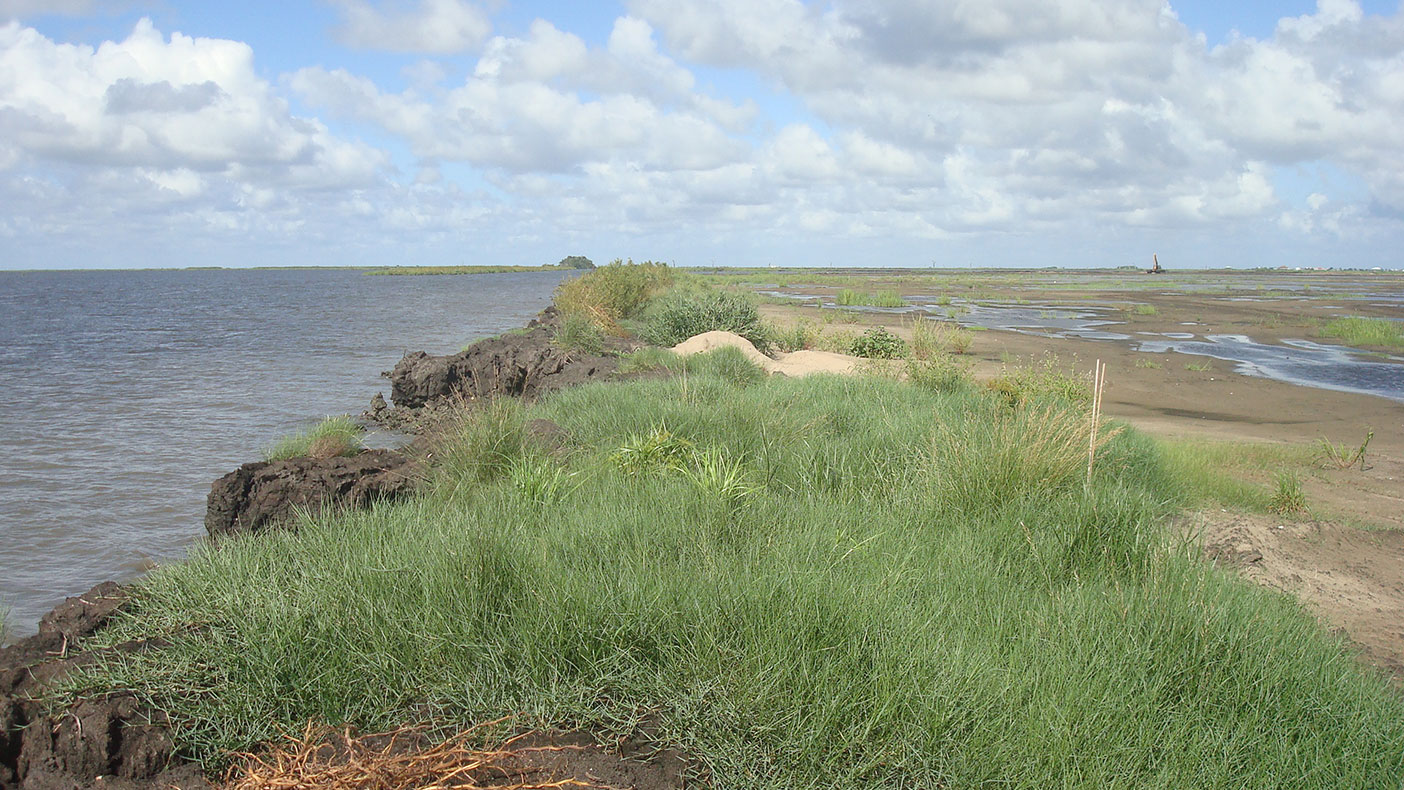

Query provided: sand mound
[670,331,861,377]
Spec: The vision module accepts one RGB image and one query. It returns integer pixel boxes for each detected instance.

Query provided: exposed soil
[205,449,422,538]
[759,269,1404,683]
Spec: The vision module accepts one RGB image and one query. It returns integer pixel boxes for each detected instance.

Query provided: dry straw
[224,719,613,790]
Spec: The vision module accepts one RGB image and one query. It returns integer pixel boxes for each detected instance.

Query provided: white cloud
[329,0,491,54]
[0,19,385,181]
[291,18,750,174]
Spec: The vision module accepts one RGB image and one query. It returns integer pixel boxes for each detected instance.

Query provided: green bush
[553,260,673,332]
[263,416,363,461]
[643,290,767,349]
[849,326,907,358]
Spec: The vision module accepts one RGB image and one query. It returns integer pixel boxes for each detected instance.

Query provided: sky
[2,1,1403,270]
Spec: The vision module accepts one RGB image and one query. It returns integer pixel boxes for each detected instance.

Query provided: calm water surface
[0,269,568,638]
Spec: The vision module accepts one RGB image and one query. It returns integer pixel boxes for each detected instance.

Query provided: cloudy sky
[2,0,1402,269]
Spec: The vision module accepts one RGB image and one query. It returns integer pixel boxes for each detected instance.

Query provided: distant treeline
[367,256,595,276]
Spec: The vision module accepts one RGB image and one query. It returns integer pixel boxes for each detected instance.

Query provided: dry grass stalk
[1086,359,1107,486]
[223,719,616,790]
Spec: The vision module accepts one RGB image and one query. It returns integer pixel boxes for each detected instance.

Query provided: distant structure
[1146,253,1165,274]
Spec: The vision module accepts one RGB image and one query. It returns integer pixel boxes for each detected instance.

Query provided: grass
[552,312,604,355]
[1184,360,1213,372]
[263,416,364,462]
[835,289,907,308]
[1155,439,1315,512]
[1316,430,1374,470]
[986,353,1092,407]
[1268,471,1310,517]
[1131,304,1158,315]
[910,318,972,357]
[59,367,1404,788]
[1318,316,1404,348]
[1134,358,1162,369]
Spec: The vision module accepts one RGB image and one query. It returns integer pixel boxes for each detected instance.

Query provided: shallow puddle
[1138,335,1404,402]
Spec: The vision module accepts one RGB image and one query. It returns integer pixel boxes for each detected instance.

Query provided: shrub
[556,255,594,269]
[264,417,363,462]
[643,290,767,349]
[849,326,907,359]
[553,260,673,333]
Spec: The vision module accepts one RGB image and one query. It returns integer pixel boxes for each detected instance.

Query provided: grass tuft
[643,289,767,349]
[1267,471,1309,517]
[263,417,363,462]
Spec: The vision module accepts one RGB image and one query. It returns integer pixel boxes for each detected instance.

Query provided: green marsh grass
[836,289,907,308]
[64,372,1404,787]
[1318,316,1404,348]
[263,416,363,461]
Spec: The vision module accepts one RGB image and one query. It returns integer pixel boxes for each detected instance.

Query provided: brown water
[0,268,570,638]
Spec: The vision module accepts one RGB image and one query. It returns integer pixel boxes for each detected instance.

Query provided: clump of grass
[849,326,907,359]
[552,312,604,355]
[1184,360,1212,372]
[643,289,767,350]
[766,319,820,353]
[1131,304,1158,316]
[263,417,363,462]
[1267,471,1309,517]
[1135,358,1162,369]
[617,347,684,374]
[910,318,972,357]
[905,355,973,394]
[553,260,673,333]
[1316,430,1373,471]
[430,399,527,495]
[1318,316,1404,348]
[836,289,906,308]
[683,346,767,387]
[986,353,1092,407]
[611,424,696,476]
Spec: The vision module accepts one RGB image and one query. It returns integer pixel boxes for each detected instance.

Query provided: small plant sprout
[1316,430,1374,471]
